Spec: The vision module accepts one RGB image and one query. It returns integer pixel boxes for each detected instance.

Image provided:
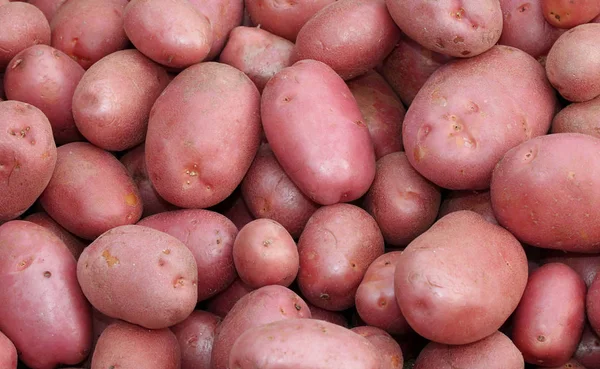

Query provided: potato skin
[0,221,92,369]
[146,62,261,209]
[491,133,600,252]
[170,310,221,369]
[307,303,349,327]
[438,190,498,225]
[221,193,255,230]
[589,275,600,337]
[137,209,238,301]
[395,211,528,345]
[77,225,198,329]
[541,251,600,287]
[542,0,600,28]
[536,359,586,369]
[205,278,254,318]
[261,59,376,205]
[551,96,600,138]
[24,212,87,260]
[575,324,600,369]
[351,326,404,369]
[0,331,17,369]
[3,44,85,145]
[25,0,68,22]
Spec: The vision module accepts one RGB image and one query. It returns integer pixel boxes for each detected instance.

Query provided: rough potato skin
[0,331,17,369]
[25,0,68,22]
[491,133,600,252]
[170,310,221,369]
[542,0,600,28]
[438,190,498,225]
[146,62,261,209]
[351,326,404,369]
[589,275,600,337]
[205,278,254,318]
[0,101,57,222]
[24,212,87,260]
[575,324,600,369]
[395,211,528,345]
[551,96,600,138]
[77,225,198,329]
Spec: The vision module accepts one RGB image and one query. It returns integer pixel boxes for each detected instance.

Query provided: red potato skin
[347,70,405,159]
[221,194,255,231]
[512,263,586,366]
[137,209,238,302]
[0,331,17,369]
[50,0,129,70]
[351,326,404,369]
[541,251,600,287]
[204,278,255,318]
[24,212,87,260]
[145,62,261,209]
[589,275,600,337]
[552,96,600,138]
[536,359,586,369]
[575,324,600,369]
[293,0,401,80]
[307,302,348,327]
[26,0,68,22]
[261,59,376,205]
[0,221,92,369]
[170,310,221,369]
[542,0,600,28]
[438,190,498,225]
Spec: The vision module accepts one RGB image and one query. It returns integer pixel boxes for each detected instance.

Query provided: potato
[395,211,528,345]
[0,101,56,221]
[146,62,261,209]
[551,96,600,138]
[241,143,319,239]
[589,274,600,337]
[490,133,600,252]
[414,331,524,369]
[137,209,238,301]
[170,310,221,369]
[205,278,254,318]
[546,24,600,102]
[77,225,198,329]
[403,45,557,190]
[81,308,118,369]
[438,190,498,225]
[575,324,600,369]
[72,49,170,151]
[230,318,381,369]
[219,26,294,92]
[293,0,400,80]
[541,251,600,287]
[233,218,299,288]
[355,252,410,335]
[25,0,67,22]
[261,59,376,205]
[210,285,311,369]
[364,152,441,247]
[24,212,86,260]
[347,70,405,159]
[351,326,404,369]
[307,302,349,327]
[91,321,180,369]
[542,0,600,28]
[297,203,384,311]
[221,193,255,230]
[0,2,50,70]
[536,359,586,369]
[123,0,212,69]
[0,221,92,369]
[50,0,129,69]
[512,263,586,366]
[386,0,502,58]
[0,331,17,369]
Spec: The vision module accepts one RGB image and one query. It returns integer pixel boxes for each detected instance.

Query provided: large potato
[77,225,198,329]
[0,331,16,369]
[395,211,528,345]
[491,133,600,252]
[542,0,600,28]
[261,59,376,205]
[351,326,404,369]
[170,310,221,369]
[551,96,600,138]
[146,62,261,209]
[0,221,92,369]
[24,212,87,260]
[438,190,498,225]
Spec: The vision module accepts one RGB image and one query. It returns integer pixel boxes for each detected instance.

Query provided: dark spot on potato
[159,259,165,266]
[435,38,445,49]
[461,50,472,56]
[550,12,560,21]
[162,249,171,255]
[52,49,61,58]
[523,149,535,162]
[216,238,222,245]
[206,185,212,191]
[109,366,115,369]
[11,59,23,69]
[414,146,426,162]
[186,335,199,348]
[17,257,33,271]
[518,3,530,12]
[384,261,391,266]
[351,262,357,268]
[43,271,51,278]
[85,263,89,269]
[263,239,272,247]
[355,120,366,127]
[453,36,464,44]
[452,123,462,132]
[472,23,479,29]
[537,335,546,342]
[280,307,286,315]
[102,250,120,267]
[378,297,387,307]
[294,303,301,311]
[174,277,185,288]
[321,327,327,333]
[319,293,330,300]
[283,96,291,102]
[452,8,465,19]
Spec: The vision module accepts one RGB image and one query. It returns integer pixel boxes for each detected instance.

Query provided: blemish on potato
[378,297,387,307]
[263,239,272,247]
[461,50,471,56]
[17,257,33,271]
[453,36,464,44]
[174,277,185,288]
[158,259,165,266]
[319,293,330,300]
[125,193,138,206]
[568,171,576,180]
[162,249,171,255]
[307,251,316,260]
[294,303,302,311]
[518,3,530,12]
[413,146,426,162]
[354,120,366,127]
[452,7,465,19]
[43,271,52,278]
[280,307,286,315]
[537,335,546,342]
[11,59,23,69]
[102,250,120,267]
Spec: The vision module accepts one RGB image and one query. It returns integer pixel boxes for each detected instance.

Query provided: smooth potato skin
[3,44,85,145]
[351,326,404,369]
[170,310,221,369]
[0,331,17,369]
[261,59,376,205]
[77,225,198,329]
[575,324,600,369]
[552,96,600,138]
[0,221,92,369]
[438,190,498,225]
[26,0,68,22]
[146,62,261,209]
[589,275,600,337]
[542,0,600,28]
[541,251,600,287]
[395,211,528,345]
[307,302,349,327]
[205,278,254,318]
[24,212,87,260]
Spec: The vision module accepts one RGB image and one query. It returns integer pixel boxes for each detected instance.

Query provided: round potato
[351,326,404,369]
[170,310,221,369]
[542,0,600,28]
[438,190,498,225]
[0,331,16,369]
[26,0,68,22]
[575,324,600,369]
[24,212,87,260]
[205,278,255,318]
[551,96,600,138]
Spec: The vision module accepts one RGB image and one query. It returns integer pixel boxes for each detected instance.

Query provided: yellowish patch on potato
[102,250,120,267]
[41,151,50,159]
[125,193,138,206]
[391,354,401,368]
[568,171,576,180]
[413,146,426,162]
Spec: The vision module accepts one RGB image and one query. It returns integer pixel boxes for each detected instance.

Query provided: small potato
[0,331,17,369]
[26,0,68,22]
[293,0,401,80]
[137,209,238,301]
[575,324,600,369]
[205,278,255,318]
[50,0,129,69]
[91,321,180,369]
[552,96,600,138]
[307,302,349,327]
[0,100,56,222]
[438,190,498,225]
[72,49,170,151]
[24,212,87,260]
[542,0,600,28]
[297,203,385,311]
[221,193,255,230]
[512,263,586,366]
[39,142,143,240]
[351,326,404,369]
[589,274,600,337]
[170,310,221,369]
[541,251,600,287]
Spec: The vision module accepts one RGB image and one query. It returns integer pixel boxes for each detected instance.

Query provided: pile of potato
[1,0,600,368]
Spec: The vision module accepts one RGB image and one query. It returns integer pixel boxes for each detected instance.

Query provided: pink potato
[145,62,261,209]
[542,0,600,28]
[536,360,586,369]
[4,44,85,145]
[575,324,600,369]
[541,251,600,287]
[219,26,294,92]
[24,212,87,260]
[205,278,255,318]
[551,96,600,138]
[490,133,600,252]
[589,274,600,337]
[0,100,56,222]
[0,221,92,369]
[72,49,170,151]
[395,211,529,345]
[307,302,349,327]
[403,45,557,190]
[51,0,129,69]
[170,310,221,369]
[26,0,68,22]
[438,190,498,225]
[347,70,405,159]
[261,59,376,205]
[351,326,404,369]
[220,193,255,231]
[293,0,401,80]
[123,0,212,69]
[0,331,16,369]
[137,209,238,302]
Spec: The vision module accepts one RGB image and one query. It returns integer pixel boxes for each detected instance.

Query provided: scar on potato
[17,257,33,271]
[125,193,138,206]
[43,271,51,278]
[294,303,302,311]
[102,250,120,267]
[319,293,330,300]
[174,277,185,288]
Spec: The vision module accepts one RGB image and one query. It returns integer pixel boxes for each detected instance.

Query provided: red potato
[536,359,586,369]
[170,311,221,369]
[0,101,56,222]
[146,62,261,209]
[219,26,294,92]
[293,0,401,80]
[589,275,600,337]
[351,326,404,369]
[81,308,118,369]
[221,194,255,231]
[24,212,86,260]
[72,49,170,151]
[347,70,405,159]
[0,221,92,369]
[575,324,600,369]
[438,190,498,225]
[541,251,600,287]
[0,331,17,369]
[26,0,68,22]
[261,59,376,205]
[205,278,255,318]
[552,96,600,138]
[307,302,348,327]
[542,0,600,28]
[137,209,238,302]
[0,2,50,70]
[50,0,129,69]
[512,263,586,366]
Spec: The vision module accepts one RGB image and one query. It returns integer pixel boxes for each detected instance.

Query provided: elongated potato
[24,212,86,260]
